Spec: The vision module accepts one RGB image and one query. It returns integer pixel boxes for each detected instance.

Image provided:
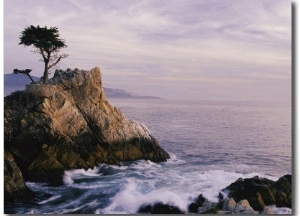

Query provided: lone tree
[19,25,68,84]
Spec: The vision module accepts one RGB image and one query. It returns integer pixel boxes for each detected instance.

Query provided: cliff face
[4,67,169,201]
[4,150,34,203]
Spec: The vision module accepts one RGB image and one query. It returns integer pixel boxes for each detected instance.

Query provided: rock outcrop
[138,202,184,214]
[188,194,207,213]
[4,150,35,203]
[221,174,291,211]
[186,174,292,214]
[221,199,258,214]
[4,67,170,201]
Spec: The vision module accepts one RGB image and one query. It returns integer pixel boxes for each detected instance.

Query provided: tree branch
[47,54,69,70]
[13,69,35,83]
[39,48,47,61]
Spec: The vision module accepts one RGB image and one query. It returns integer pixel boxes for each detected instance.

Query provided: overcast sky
[4,0,291,101]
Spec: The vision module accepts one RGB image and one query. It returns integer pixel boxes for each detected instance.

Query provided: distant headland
[4,72,161,99]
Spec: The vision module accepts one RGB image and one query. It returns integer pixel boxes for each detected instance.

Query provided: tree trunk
[26,74,35,83]
[43,60,49,84]
[43,66,48,84]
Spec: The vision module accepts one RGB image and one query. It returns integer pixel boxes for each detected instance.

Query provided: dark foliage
[19,25,68,84]
[13,69,35,83]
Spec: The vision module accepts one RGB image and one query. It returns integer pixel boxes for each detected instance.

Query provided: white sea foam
[128,160,162,171]
[38,195,61,204]
[64,167,100,183]
[264,205,292,214]
[101,178,189,214]
[63,165,109,185]
[63,173,74,185]
[31,156,285,214]
[273,207,292,214]
[166,152,186,165]
[99,167,280,214]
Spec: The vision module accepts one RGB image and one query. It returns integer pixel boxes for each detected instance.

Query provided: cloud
[4,0,291,101]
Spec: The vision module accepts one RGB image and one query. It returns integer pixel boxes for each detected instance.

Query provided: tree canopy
[19,25,68,84]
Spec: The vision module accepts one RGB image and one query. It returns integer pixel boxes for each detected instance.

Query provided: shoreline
[5,160,292,214]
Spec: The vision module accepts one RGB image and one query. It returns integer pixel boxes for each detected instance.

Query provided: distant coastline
[4,73,161,99]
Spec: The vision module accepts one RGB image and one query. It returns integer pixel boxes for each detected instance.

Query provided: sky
[3,0,291,101]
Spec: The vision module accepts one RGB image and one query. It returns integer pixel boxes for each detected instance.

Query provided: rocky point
[4,67,170,202]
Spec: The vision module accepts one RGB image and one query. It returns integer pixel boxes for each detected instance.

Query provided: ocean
[5,99,292,214]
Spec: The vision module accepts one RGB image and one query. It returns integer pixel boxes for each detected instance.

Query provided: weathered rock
[235,199,258,214]
[223,198,236,212]
[188,194,207,213]
[188,175,291,214]
[261,206,275,214]
[188,194,223,214]
[222,175,291,211]
[273,174,291,208]
[197,200,219,214]
[222,198,257,214]
[4,67,170,198]
[138,202,184,214]
[4,150,34,202]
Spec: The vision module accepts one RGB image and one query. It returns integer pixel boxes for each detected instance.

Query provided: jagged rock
[138,202,184,214]
[4,67,170,199]
[273,174,291,208]
[188,194,222,214]
[188,175,291,214]
[222,175,291,211]
[223,198,236,212]
[188,194,207,213]
[235,200,258,214]
[220,198,259,214]
[4,150,34,202]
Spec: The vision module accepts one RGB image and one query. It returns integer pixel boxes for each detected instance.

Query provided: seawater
[5,99,292,214]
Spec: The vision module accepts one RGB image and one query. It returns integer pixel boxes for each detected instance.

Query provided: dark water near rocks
[5,99,292,214]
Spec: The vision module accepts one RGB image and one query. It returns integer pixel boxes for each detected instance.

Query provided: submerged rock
[4,67,170,200]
